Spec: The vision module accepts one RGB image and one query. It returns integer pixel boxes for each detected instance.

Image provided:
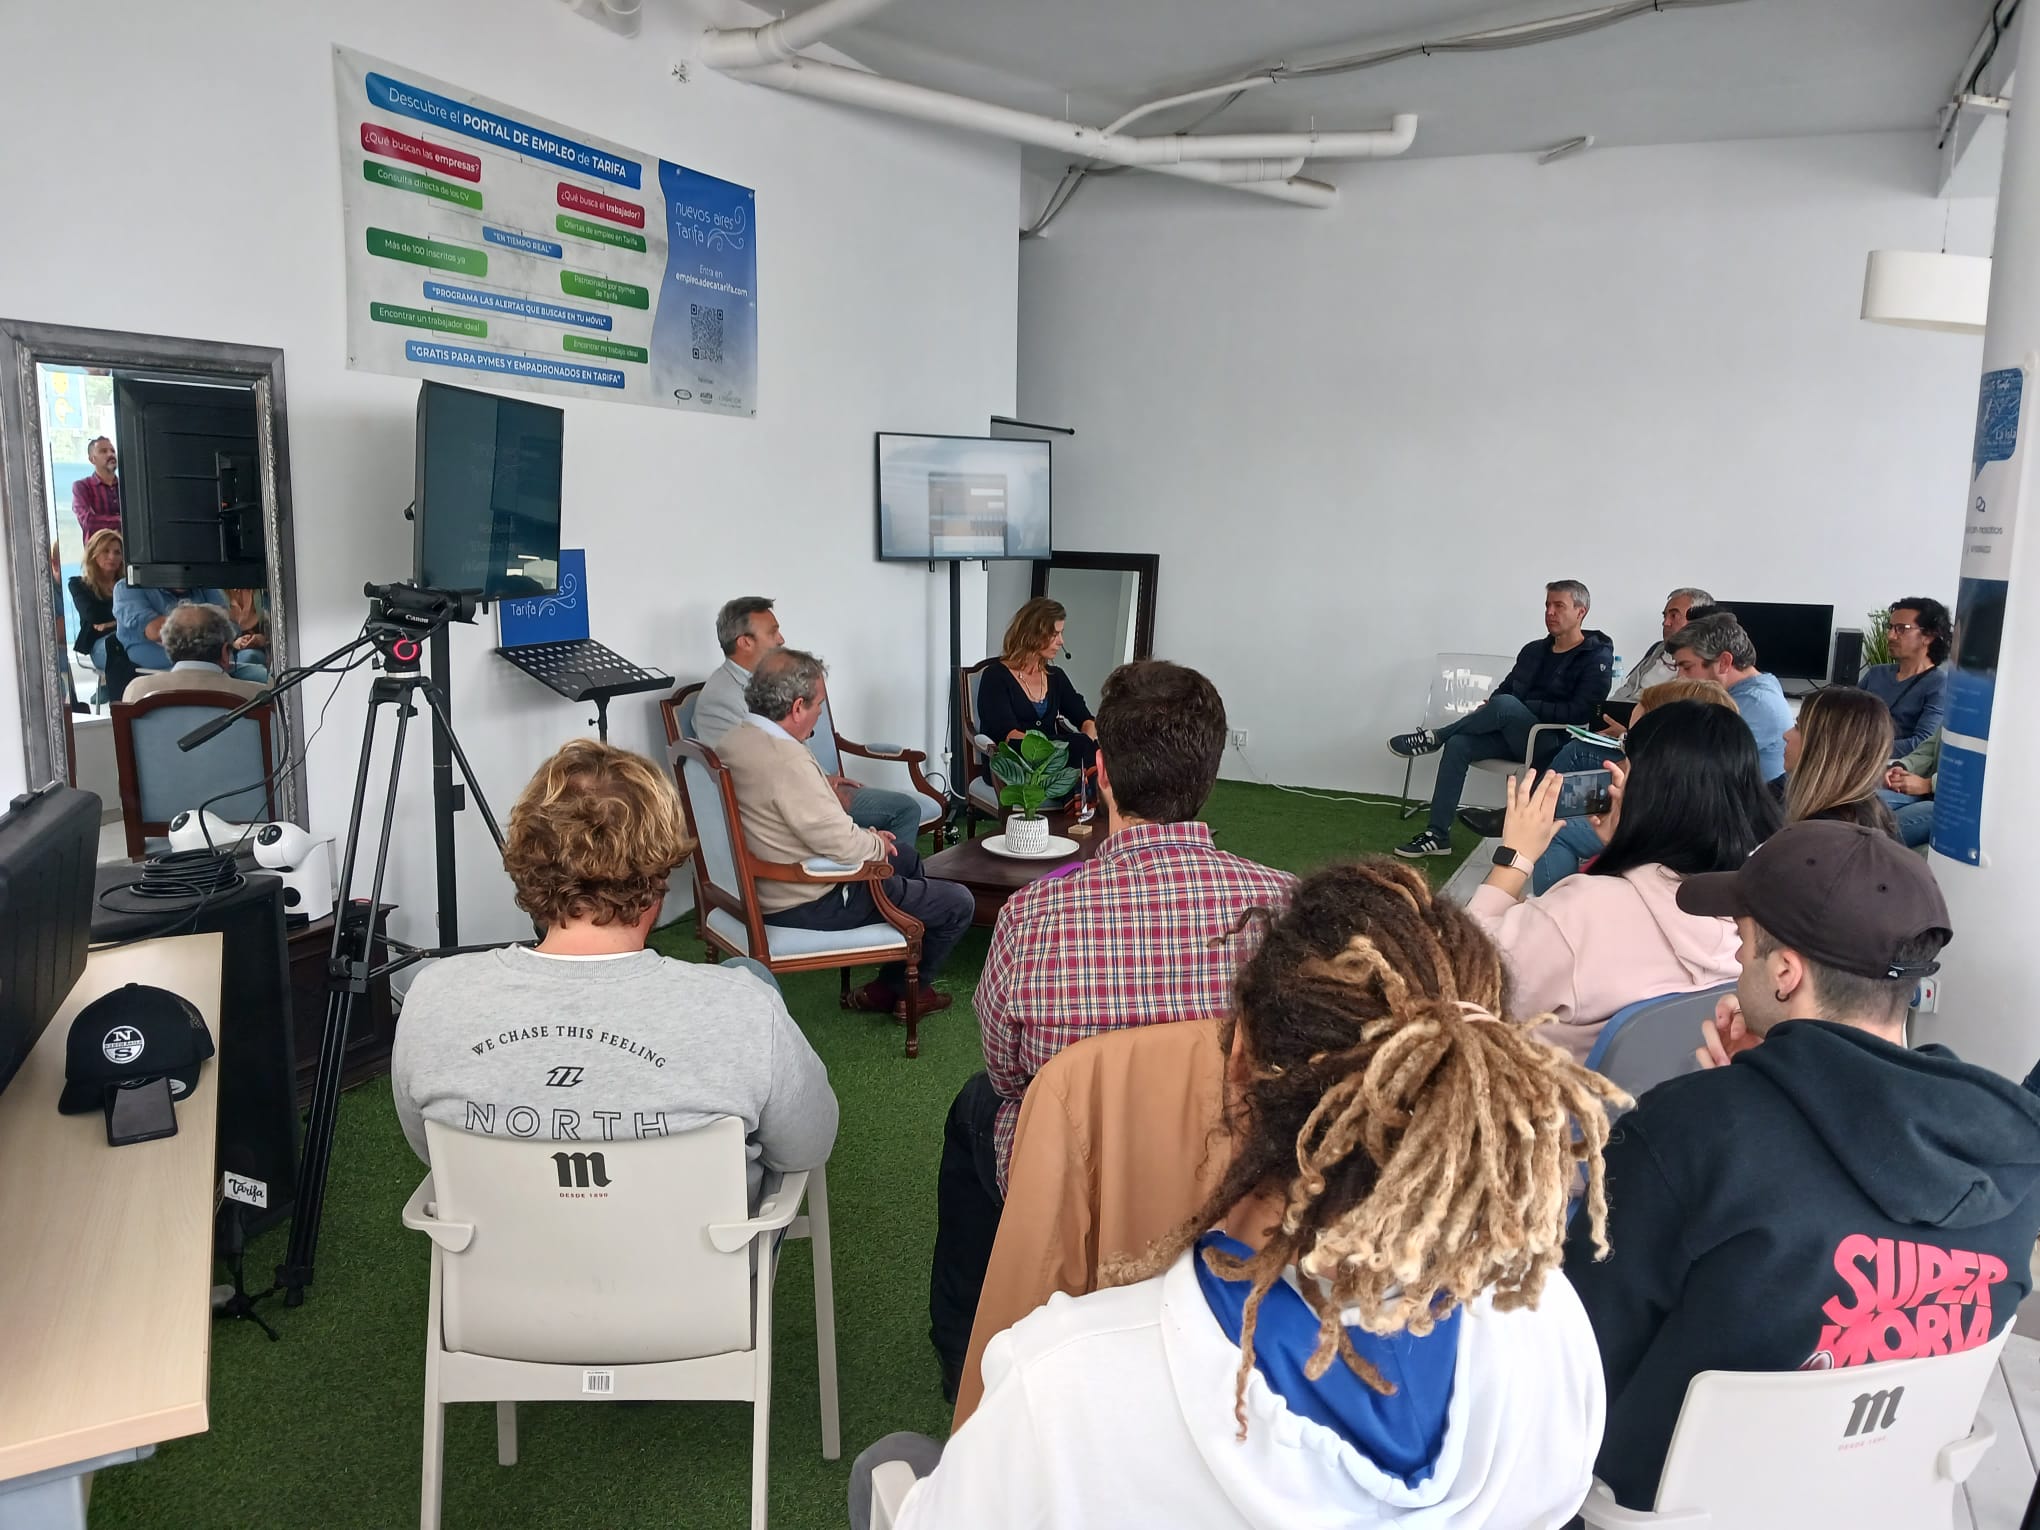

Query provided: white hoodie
[894,1251,1604,1530]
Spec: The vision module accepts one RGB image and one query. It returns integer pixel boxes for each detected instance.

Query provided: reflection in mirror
[3,321,300,862]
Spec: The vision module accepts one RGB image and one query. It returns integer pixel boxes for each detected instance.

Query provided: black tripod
[179,582,507,1310]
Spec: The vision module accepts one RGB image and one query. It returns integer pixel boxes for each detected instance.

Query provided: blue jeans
[1426,695,1541,836]
[1878,787,1934,849]
[1533,817,1607,893]
[848,785,926,847]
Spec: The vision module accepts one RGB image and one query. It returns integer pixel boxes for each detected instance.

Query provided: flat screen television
[413,381,564,599]
[1711,600,1836,681]
[0,784,98,1105]
[114,375,267,589]
[875,432,1051,562]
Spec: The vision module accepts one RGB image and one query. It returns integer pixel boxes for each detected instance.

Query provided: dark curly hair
[501,740,693,927]
[1891,597,1953,665]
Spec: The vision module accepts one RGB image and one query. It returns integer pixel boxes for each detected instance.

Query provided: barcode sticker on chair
[582,1369,615,1396]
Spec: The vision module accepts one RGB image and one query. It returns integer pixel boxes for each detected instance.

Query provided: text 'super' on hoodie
[1564,1021,2040,1511]
[893,1248,1606,1530]
[1467,865,1742,1062]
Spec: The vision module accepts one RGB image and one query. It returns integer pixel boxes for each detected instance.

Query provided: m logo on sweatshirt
[552,1151,611,1189]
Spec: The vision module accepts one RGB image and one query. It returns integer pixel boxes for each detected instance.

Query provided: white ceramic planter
[1005,813,1050,856]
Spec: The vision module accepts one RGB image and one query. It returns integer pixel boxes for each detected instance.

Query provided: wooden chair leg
[902,964,921,1059]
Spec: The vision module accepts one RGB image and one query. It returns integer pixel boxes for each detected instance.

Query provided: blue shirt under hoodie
[1194,1232,1459,1486]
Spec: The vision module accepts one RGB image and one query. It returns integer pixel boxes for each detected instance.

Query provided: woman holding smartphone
[1469,701,1781,1063]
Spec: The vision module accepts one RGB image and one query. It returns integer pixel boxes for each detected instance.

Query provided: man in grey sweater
[392,739,837,1204]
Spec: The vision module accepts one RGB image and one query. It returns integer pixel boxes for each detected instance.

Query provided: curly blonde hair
[501,741,693,927]
[1108,860,1626,1435]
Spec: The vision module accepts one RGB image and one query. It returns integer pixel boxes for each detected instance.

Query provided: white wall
[1019,131,1993,793]
[0,0,1018,946]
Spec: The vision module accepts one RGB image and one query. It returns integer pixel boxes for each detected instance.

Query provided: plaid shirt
[979,821,1295,1192]
[72,474,121,538]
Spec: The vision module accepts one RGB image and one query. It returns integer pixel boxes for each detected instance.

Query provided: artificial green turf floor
[89,779,1468,1530]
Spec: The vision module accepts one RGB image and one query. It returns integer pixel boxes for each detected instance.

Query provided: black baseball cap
[57,983,213,1114]
[1677,820,1952,982]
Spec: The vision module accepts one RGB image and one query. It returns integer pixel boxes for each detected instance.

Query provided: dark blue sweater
[1495,629,1616,725]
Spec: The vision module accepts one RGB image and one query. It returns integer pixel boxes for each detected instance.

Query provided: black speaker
[92,864,301,1242]
[1832,628,1866,687]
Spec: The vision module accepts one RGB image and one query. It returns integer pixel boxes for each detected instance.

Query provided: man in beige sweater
[718,648,974,1019]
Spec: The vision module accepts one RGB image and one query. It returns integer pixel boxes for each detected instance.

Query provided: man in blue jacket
[1389,578,1614,859]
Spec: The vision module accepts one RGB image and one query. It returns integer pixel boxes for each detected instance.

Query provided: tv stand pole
[947,558,964,825]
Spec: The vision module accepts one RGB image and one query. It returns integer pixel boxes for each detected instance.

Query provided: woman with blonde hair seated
[975,596,1097,788]
[1780,686,1898,836]
[865,860,1622,1529]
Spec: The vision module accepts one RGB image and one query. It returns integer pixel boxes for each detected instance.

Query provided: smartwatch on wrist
[1491,845,1533,875]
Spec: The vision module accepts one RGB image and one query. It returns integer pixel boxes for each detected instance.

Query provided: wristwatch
[1491,845,1533,875]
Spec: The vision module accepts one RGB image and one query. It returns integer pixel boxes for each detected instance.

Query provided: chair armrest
[707,1169,811,1253]
[1937,1416,1997,1484]
[1522,722,1573,766]
[1578,1480,1709,1528]
[838,737,925,764]
[400,1174,475,1253]
[752,856,891,885]
[871,1460,918,1530]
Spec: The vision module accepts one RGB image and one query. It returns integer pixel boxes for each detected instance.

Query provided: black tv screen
[875,433,1051,562]
[113,375,267,589]
[413,381,564,599]
[0,784,97,1104]
[1711,600,1835,681]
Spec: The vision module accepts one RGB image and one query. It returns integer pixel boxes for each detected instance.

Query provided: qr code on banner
[690,303,723,364]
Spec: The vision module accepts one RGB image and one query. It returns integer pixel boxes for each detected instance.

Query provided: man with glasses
[1666,612,1793,782]
[1388,579,1614,859]
[1604,587,1713,735]
[1859,598,1950,758]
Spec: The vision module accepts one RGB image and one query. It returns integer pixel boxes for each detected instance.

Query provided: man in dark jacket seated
[1389,578,1614,858]
[1563,821,2040,1512]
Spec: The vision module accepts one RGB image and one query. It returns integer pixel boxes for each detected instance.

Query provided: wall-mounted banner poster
[333,46,757,416]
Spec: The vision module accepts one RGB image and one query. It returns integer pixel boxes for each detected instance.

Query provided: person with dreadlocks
[868,860,1625,1530]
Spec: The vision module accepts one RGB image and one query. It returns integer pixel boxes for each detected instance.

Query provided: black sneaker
[1457,807,1505,838]
[1394,829,1452,859]
[1388,728,1442,759]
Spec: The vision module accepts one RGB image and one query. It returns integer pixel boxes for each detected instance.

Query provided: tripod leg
[279,690,410,1305]
[419,680,506,851]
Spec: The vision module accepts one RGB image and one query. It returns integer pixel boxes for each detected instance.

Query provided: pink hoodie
[1465,864,1740,1064]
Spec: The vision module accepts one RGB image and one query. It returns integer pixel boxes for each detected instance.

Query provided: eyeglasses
[1890,623,1921,634]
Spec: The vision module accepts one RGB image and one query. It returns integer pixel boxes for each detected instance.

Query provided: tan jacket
[715,719,886,914]
[952,1017,1232,1429]
[123,666,267,705]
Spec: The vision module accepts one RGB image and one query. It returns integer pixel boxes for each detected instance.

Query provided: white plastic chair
[402,1118,839,1530]
[871,1460,917,1528]
[1397,651,1572,818]
[1579,1328,2008,1528]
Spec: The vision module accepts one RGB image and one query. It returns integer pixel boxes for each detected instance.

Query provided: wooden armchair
[955,657,1004,838]
[670,738,932,1058]
[111,688,276,859]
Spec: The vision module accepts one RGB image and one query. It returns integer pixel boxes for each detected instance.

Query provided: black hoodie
[1494,629,1615,725]
[1564,1021,2040,1511]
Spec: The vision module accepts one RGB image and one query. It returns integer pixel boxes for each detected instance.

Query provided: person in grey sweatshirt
[391,739,837,1205]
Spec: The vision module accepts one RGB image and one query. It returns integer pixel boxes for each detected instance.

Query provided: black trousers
[928,1070,1005,1397]
[763,843,974,989]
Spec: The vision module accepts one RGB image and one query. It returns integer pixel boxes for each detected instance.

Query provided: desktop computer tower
[93,865,300,1243]
[1831,628,1866,687]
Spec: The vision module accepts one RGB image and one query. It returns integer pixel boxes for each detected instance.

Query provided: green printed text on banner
[562,335,649,363]
[366,228,488,276]
[556,213,648,253]
[364,160,484,209]
[369,302,488,338]
[560,271,649,309]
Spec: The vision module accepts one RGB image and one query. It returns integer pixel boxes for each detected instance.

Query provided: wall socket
[1228,728,1249,750]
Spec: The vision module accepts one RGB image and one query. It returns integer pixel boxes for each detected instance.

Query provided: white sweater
[896,1250,1605,1530]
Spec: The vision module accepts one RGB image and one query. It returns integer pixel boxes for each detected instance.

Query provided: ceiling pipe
[696,0,907,70]
[699,52,1415,205]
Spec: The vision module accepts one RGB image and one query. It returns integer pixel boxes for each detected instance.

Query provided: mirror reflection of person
[115,579,269,684]
[68,529,137,701]
[976,598,1097,788]
[72,436,121,539]
[121,604,267,703]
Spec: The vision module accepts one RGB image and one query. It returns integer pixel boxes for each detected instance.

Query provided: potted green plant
[990,730,1080,855]
[1862,607,1892,669]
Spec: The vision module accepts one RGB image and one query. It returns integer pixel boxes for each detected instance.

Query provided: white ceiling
[755,0,1991,164]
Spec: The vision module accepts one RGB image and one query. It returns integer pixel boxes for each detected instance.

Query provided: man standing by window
[72,436,121,539]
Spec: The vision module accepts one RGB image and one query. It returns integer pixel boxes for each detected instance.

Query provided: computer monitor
[0,784,99,1103]
[113,375,267,589]
[413,381,565,600]
[1711,600,1836,682]
[875,433,1051,562]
